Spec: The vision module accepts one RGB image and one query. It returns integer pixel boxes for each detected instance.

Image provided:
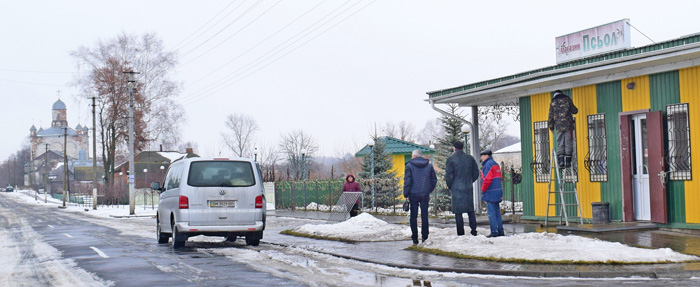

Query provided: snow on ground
[0,195,113,287]
[7,189,157,219]
[289,213,699,263]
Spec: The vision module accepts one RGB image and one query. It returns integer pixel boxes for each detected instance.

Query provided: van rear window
[187,161,255,187]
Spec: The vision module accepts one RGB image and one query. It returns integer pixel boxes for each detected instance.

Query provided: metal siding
[530,92,553,216]
[680,66,700,223]
[596,81,624,221]
[621,76,651,112]
[519,97,536,216]
[650,71,685,223]
[572,85,601,219]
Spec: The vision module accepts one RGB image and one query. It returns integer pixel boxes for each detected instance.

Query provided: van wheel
[225,235,237,242]
[245,236,260,246]
[157,217,170,244]
[171,223,186,249]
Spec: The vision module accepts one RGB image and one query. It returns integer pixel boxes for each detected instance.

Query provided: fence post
[291,182,296,211]
[510,167,515,215]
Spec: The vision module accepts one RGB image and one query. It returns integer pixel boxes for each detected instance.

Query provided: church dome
[76,124,82,130]
[30,125,37,132]
[52,99,66,110]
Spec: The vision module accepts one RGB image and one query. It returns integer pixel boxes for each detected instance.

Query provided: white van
[152,157,266,248]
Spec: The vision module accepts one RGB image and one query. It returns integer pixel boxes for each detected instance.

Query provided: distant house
[355,136,436,182]
[114,148,198,188]
[493,142,521,168]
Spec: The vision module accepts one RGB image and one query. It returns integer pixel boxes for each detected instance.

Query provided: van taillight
[255,195,263,208]
[179,196,189,209]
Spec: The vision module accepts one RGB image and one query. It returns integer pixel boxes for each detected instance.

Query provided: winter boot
[557,155,566,169]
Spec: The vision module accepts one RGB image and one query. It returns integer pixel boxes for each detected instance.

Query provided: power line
[626,21,655,43]
[186,0,328,87]
[0,78,67,87]
[179,0,265,59]
[0,68,72,74]
[182,0,377,105]
[180,0,283,67]
[170,0,241,51]
[180,0,356,103]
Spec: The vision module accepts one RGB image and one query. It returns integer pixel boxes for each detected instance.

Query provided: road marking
[48,225,54,228]
[90,246,109,258]
[63,233,73,238]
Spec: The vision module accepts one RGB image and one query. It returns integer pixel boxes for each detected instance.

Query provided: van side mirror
[151,182,163,192]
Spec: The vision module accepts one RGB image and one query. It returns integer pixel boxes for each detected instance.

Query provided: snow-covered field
[288,213,699,264]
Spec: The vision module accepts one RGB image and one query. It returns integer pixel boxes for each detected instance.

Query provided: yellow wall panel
[572,85,601,219]
[621,76,651,112]
[680,66,700,223]
[530,92,555,216]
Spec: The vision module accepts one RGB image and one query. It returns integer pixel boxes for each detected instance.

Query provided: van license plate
[209,200,236,208]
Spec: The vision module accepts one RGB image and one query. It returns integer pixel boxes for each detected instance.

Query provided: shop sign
[555,19,631,63]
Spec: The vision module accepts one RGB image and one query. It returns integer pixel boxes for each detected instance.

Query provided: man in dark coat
[548,90,578,168]
[445,140,480,236]
[404,149,437,244]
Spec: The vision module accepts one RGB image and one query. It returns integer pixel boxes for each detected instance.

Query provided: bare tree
[71,32,184,152]
[397,120,416,141]
[382,122,397,138]
[278,130,318,180]
[478,104,519,151]
[256,141,280,182]
[222,113,259,158]
[417,118,444,145]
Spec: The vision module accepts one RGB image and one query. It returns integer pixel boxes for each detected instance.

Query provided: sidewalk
[269,210,700,278]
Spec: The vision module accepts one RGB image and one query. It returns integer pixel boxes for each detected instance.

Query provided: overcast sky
[2,0,700,161]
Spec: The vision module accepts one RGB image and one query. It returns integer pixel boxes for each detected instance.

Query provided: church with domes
[29,99,90,168]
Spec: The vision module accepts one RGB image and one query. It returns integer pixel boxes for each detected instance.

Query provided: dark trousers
[409,194,431,241]
[349,203,359,217]
[556,129,575,157]
[455,211,477,235]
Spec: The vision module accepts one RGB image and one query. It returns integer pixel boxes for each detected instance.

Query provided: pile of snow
[290,213,411,241]
[422,232,699,263]
[289,213,699,263]
[500,200,523,212]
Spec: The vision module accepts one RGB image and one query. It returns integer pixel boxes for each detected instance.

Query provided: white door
[630,114,651,221]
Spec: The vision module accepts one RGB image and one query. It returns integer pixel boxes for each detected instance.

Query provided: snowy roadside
[0,193,114,287]
[286,213,700,264]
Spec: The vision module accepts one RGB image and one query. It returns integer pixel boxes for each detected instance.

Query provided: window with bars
[531,121,550,182]
[584,114,608,182]
[666,103,691,180]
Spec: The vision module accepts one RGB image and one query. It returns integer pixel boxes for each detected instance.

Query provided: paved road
[0,195,303,287]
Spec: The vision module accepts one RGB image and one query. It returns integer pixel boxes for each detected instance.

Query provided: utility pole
[62,127,68,208]
[92,97,98,210]
[44,144,48,203]
[125,71,139,215]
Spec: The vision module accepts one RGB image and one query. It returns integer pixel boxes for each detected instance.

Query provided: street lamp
[254,147,258,162]
[143,168,147,210]
[429,143,436,215]
[461,124,471,154]
[368,141,375,211]
[300,148,307,181]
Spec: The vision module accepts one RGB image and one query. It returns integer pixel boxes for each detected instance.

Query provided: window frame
[584,114,608,182]
[532,121,550,183]
[666,103,692,181]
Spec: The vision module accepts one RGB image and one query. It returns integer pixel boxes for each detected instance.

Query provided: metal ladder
[544,148,584,226]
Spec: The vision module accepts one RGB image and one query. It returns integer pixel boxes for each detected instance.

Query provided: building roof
[427,33,700,106]
[494,142,521,154]
[36,126,76,137]
[30,125,36,132]
[355,136,435,157]
[52,99,66,110]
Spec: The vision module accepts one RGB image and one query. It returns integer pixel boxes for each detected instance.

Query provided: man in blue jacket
[404,149,437,244]
[480,150,504,238]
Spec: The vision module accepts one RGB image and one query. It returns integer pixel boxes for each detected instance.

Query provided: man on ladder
[545,90,583,227]
[548,90,578,168]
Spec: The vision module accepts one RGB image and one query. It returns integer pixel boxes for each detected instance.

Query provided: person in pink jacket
[342,174,362,217]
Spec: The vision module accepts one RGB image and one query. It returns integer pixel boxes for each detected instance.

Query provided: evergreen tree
[359,136,397,208]
[433,104,467,213]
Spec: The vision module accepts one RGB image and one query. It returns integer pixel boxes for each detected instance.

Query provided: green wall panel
[519,97,535,216]
[596,81,623,220]
[650,70,685,223]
